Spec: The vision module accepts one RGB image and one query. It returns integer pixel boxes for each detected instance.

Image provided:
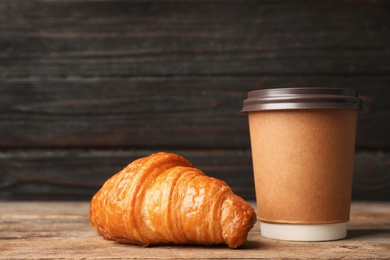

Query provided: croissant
[90,152,256,248]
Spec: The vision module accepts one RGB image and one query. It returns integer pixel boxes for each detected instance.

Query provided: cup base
[260,221,347,241]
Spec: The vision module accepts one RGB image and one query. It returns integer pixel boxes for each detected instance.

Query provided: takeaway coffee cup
[242,88,363,241]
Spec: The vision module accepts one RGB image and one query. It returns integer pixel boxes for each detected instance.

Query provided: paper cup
[242,88,363,241]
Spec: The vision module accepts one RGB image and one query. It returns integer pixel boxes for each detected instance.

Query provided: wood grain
[0,80,389,148]
[1,0,389,77]
[0,0,389,201]
[0,150,388,201]
[0,201,389,259]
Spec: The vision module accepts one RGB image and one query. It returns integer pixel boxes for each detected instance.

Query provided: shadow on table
[240,239,262,249]
[347,229,390,239]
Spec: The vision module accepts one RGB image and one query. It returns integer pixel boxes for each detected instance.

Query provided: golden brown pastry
[90,152,256,248]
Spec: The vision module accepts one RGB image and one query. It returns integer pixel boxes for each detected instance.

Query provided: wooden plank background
[0,0,389,201]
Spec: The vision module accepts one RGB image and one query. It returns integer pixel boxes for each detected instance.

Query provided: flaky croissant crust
[90,152,256,248]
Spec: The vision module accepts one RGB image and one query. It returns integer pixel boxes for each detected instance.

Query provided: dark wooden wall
[0,0,389,201]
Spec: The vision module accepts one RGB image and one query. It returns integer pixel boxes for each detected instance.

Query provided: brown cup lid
[242,88,363,112]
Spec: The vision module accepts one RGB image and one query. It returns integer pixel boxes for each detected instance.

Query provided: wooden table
[1,201,389,259]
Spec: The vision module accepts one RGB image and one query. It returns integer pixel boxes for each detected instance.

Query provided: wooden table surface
[1,201,389,259]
